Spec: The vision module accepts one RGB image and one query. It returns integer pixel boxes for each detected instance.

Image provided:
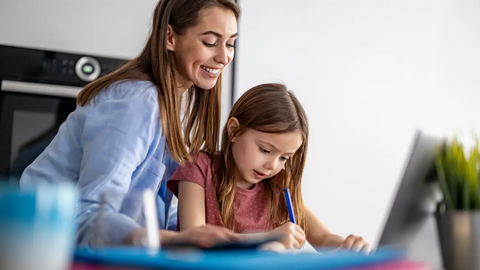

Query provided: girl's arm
[177,181,207,231]
[305,205,370,251]
[305,205,340,246]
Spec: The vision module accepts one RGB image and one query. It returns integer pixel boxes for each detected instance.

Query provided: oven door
[0,80,81,180]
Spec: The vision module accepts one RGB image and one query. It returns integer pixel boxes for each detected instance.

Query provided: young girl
[168,83,370,251]
[20,0,240,248]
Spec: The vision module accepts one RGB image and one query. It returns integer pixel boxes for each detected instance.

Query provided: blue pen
[283,188,296,224]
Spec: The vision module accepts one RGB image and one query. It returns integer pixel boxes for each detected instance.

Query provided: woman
[20,0,240,248]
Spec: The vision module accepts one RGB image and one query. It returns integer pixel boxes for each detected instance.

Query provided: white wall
[0,0,233,121]
[235,0,480,244]
[0,0,157,58]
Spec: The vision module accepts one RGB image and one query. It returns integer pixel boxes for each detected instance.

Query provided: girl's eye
[227,44,235,48]
[281,157,289,161]
[203,41,216,48]
[260,147,270,154]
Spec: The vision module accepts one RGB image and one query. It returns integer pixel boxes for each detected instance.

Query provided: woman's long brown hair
[216,83,309,233]
[76,0,240,164]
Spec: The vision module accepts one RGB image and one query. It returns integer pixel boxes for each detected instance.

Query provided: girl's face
[227,118,304,189]
[167,6,238,90]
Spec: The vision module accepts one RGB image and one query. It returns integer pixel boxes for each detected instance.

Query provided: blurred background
[1,0,480,247]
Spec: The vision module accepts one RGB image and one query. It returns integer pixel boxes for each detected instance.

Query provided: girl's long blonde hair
[76,0,240,164]
[216,83,309,233]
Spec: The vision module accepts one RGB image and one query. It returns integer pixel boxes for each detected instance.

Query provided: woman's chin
[194,77,219,90]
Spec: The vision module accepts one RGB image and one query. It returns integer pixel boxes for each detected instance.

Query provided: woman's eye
[227,44,235,48]
[260,147,270,154]
[203,41,216,48]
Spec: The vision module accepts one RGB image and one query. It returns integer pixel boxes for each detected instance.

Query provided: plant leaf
[435,145,455,209]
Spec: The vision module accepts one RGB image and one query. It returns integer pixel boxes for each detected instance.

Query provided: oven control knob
[75,56,101,82]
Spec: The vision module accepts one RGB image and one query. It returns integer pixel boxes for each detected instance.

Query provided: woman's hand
[268,222,306,249]
[161,225,239,248]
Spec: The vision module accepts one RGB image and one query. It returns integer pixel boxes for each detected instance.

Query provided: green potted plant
[434,137,480,270]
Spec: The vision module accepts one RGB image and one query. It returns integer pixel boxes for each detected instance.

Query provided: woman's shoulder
[85,79,160,119]
[80,80,162,134]
[94,80,159,105]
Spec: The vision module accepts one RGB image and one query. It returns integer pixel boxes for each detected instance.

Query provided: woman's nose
[214,46,229,65]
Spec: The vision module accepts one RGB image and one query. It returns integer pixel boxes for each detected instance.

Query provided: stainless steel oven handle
[0,80,82,98]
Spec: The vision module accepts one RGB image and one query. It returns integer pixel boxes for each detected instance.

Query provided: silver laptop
[377,129,444,269]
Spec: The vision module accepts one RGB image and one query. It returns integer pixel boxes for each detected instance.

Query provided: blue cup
[0,183,78,270]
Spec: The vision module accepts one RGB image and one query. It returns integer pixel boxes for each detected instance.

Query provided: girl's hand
[340,234,371,253]
[324,234,372,254]
[268,222,306,249]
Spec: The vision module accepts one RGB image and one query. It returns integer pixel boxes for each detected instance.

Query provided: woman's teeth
[202,66,220,74]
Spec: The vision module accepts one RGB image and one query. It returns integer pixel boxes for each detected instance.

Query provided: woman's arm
[126,225,238,248]
[71,90,160,246]
[177,181,207,231]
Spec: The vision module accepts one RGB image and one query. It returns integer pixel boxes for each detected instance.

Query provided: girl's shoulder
[189,151,221,169]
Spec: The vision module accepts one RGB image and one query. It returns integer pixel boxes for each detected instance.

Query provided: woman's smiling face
[168,6,238,90]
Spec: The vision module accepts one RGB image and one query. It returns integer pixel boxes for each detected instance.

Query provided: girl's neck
[236,180,255,190]
[235,171,255,190]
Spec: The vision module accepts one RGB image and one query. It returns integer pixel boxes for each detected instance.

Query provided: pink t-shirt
[167,152,284,233]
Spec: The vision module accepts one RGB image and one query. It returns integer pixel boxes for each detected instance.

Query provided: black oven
[0,45,128,180]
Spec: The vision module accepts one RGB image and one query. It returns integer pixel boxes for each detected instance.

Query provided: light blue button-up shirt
[20,80,178,246]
